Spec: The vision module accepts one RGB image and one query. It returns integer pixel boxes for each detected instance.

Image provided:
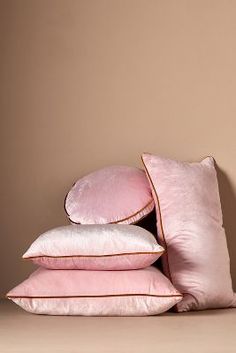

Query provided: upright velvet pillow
[64,166,154,225]
[142,153,236,312]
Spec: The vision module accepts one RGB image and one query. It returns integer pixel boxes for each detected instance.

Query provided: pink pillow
[7,266,182,316]
[142,153,236,312]
[64,166,154,224]
[23,224,164,270]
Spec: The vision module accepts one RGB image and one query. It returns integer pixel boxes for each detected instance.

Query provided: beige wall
[1,0,236,296]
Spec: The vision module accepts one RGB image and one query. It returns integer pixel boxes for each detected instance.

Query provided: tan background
[1,0,236,296]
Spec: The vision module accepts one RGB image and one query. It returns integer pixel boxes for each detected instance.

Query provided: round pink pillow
[64,166,154,224]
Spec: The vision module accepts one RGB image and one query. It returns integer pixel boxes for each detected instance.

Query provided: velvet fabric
[7,266,182,316]
[64,166,154,224]
[142,153,236,311]
[23,224,164,270]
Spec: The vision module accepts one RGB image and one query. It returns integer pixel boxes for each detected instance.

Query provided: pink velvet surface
[23,224,164,270]
[29,253,161,270]
[7,267,182,316]
[142,153,236,312]
[64,166,154,224]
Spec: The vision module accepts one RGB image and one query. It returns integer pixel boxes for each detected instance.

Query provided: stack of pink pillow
[7,154,236,315]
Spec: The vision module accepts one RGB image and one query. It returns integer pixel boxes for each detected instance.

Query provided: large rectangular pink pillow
[142,153,236,312]
[7,266,182,316]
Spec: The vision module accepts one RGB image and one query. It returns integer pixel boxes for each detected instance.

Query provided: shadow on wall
[216,166,236,291]
[136,210,157,237]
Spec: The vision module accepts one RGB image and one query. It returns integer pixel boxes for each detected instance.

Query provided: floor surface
[1,300,236,353]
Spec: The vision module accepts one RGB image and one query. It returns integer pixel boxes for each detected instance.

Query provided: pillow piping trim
[7,293,183,299]
[23,250,164,260]
[141,154,173,282]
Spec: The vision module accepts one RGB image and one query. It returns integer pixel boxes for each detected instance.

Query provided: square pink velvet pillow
[23,224,164,270]
[142,153,236,312]
[64,166,154,225]
[7,266,182,316]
